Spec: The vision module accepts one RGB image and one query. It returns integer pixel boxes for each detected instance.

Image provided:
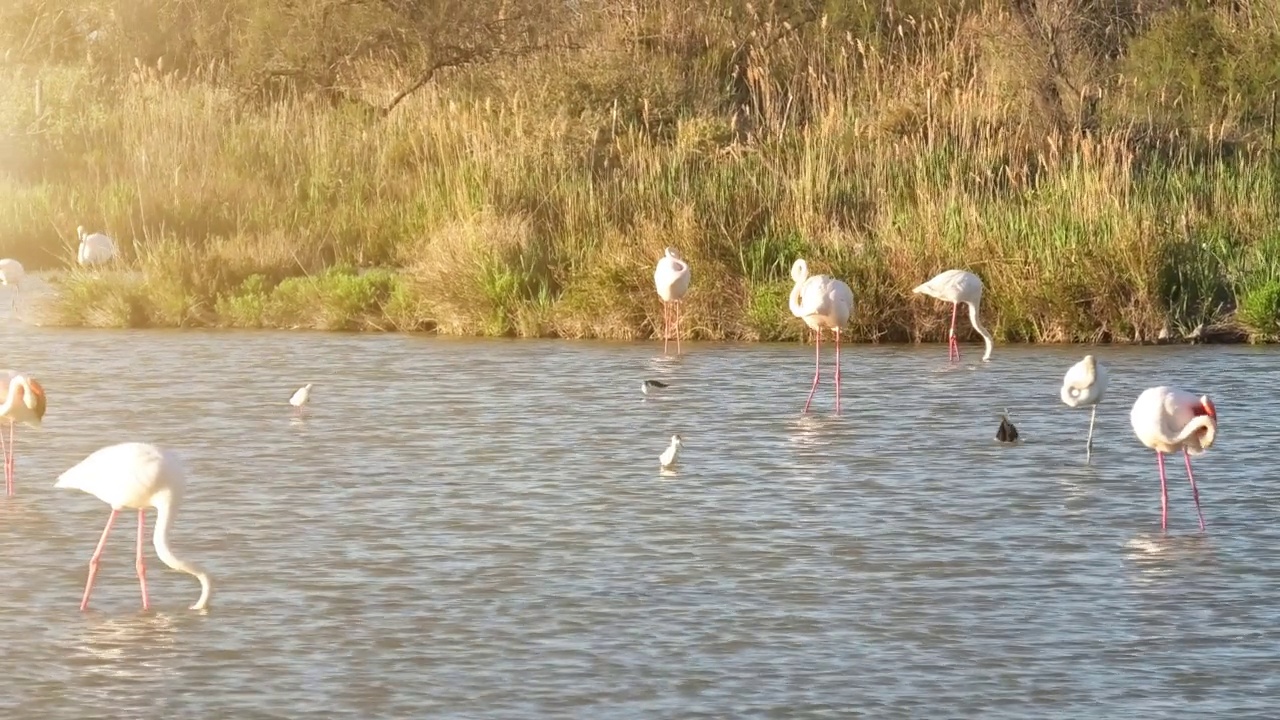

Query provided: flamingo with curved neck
[0,371,46,496]
[1130,386,1218,531]
[789,258,854,413]
[912,269,994,362]
[56,442,213,611]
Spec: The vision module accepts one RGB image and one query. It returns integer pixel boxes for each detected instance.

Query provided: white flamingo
[55,442,213,611]
[790,259,854,414]
[1130,386,1217,532]
[77,226,117,267]
[0,371,46,497]
[1061,355,1109,460]
[289,383,313,413]
[912,269,994,362]
[653,248,691,355]
[0,258,24,310]
[659,434,683,469]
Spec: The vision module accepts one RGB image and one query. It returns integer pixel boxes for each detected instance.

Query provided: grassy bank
[2,1,1280,342]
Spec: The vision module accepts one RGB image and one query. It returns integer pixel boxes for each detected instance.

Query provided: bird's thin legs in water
[80,509,119,611]
[833,328,842,415]
[1183,450,1207,532]
[3,421,13,496]
[136,509,150,610]
[674,301,682,355]
[948,302,960,362]
[1086,405,1097,461]
[0,422,9,496]
[1157,451,1168,531]
[661,302,670,355]
[803,329,822,413]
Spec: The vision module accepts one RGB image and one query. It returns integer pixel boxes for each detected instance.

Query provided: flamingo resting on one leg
[789,259,853,414]
[654,248,691,355]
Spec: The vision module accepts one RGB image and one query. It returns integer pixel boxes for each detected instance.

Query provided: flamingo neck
[0,377,27,418]
[152,492,213,610]
[1173,415,1216,451]
[967,302,994,361]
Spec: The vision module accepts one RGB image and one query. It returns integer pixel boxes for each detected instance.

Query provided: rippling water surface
[0,323,1278,718]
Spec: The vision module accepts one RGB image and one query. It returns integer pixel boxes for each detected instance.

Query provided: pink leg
[1183,450,1207,532]
[136,509,150,610]
[80,509,119,611]
[949,302,959,362]
[1157,451,1168,531]
[803,329,822,413]
[674,301,682,355]
[0,421,9,497]
[834,328,842,415]
[661,302,670,355]
[6,420,13,496]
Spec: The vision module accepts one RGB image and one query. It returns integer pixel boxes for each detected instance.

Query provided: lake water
[0,318,1278,718]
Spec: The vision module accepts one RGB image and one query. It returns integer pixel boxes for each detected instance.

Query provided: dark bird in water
[642,380,670,396]
[996,410,1019,443]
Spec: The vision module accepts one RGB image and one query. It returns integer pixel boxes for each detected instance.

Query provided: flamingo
[0,258,23,310]
[659,434,683,469]
[1061,355,1109,460]
[55,442,213,611]
[289,383,313,414]
[77,225,117,267]
[912,269,994,362]
[653,248,691,355]
[0,371,46,496]
[789,258,854,414]
[1130,386,1217,532]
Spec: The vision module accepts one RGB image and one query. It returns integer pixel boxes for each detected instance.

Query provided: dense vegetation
[1,0,1279,342]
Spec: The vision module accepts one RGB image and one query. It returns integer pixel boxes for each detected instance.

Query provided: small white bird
[789,258,854,414]
[659,434,683,469]
[1130,386,1217,532]
[0,258,24,310]
[289,383,313,412]
[55,442,213,611]
[912,269,994,363]
[653,247,692,355]
[1061,355,1109,460]
[641,379,669,396]
[77,225,117,267]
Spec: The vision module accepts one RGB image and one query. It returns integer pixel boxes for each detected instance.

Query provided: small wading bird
[77,225,117,267]
[55,442,213,611]
[789,258,854,414]
[912,269,994,363]
[0,371,46,496]
[0,258,24,310]
[653,247,691,355]
[996,410,1019,443]
[1061,355,1109,460]
[641,380,668,396]
[290,383,312,413]
[660,434,683,470]
[1130,386,1217,532]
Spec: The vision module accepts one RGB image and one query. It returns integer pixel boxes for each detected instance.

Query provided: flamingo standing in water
[55,442,213,611]
[77,226,117,267]
[789,258,854,414]
[1061,355,1109,460]
[912,269,994,363]
[653,248,691,355]
[0,258,24,310]
[0,371,46,496]
[1130,386,1217,532]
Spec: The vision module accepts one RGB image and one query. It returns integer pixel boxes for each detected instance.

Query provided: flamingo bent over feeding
[55,442,213,611]
[0,258,24,310]
[653,248,691,355]
[77,226,117,267]
[1061,355,1108,460]
[789,258,854,414]
[912,269,994,363]
[290,383,313,414]
[660,434,683,469]
[1130,386,1217,532]
[0,371,46,496]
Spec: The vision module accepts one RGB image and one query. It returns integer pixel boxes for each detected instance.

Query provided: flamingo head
[76,225,86,240]
[1192,394,1217,450]
[671,434,683,448]
[790,258,809,284]
[21,377,45,425]
[664,247,681,260]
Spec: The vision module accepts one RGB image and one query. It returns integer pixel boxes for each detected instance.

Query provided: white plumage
[1130,386,1217,531]
[659,434,683,469]
[77,225,117,266]
[1061,355,1109,459]
[0,258,24,310]
[912,269,994,362]
[654,247,691,355]
[789,258,854,414]
[290,383,313,409]
[55,442,213,610]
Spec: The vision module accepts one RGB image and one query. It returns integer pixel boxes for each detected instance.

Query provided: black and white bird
[641,380,669,396]
[996,410,1019,443]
